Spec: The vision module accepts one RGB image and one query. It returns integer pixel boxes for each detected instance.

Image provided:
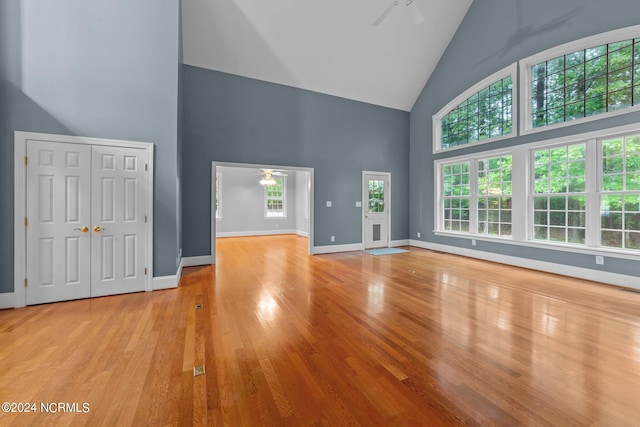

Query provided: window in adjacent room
[265,176,287,217]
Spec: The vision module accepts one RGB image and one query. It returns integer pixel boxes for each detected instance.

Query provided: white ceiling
[181,0,472,112]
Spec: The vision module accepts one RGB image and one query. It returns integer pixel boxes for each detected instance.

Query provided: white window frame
[520,24,640,136]
[434,122,640,261]
[215,172,222,220]
[264,175,287,218]
[433,63,518,154]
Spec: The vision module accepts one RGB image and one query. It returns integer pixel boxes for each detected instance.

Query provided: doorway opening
[211,162,314,264]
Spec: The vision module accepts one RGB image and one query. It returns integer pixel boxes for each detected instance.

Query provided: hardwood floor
[2,235,640,425]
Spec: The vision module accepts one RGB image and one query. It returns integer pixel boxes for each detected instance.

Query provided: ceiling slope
[181,0,472,111]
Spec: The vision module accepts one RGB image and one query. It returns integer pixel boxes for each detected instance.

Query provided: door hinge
[24,278,28,288]
[145,163,148,171]
[24,156,28,166]
[24,217,28,227]
[144,215,147,223]
[144,267,148,276]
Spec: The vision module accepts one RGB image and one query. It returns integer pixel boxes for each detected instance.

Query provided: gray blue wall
[410,0,640,276]
[182,65,409,257]
[0,0,182,294]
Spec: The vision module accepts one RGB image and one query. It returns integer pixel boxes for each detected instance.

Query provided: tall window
[442,162,471,232]
[265,177,286,217]
[477,156,512,236]
[600,134,640,249]
[531,143,587,244]
[522,26,640,133]
[434,64,517,152]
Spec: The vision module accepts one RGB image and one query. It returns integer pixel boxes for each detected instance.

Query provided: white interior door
[364,173,390,249]
[91,145,147,297]
[26,140,92,305]
[24,138,148,304]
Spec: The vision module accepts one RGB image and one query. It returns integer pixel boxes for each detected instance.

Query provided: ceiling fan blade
[406,0,424,25]
[372,0,399,27]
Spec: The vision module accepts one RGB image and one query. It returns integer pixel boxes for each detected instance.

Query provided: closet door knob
[74,226,89,233]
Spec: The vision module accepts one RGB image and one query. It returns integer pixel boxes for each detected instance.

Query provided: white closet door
[26,140,92,305]
[90,145,147,297]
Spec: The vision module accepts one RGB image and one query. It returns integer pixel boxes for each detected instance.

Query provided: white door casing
[15,132,153,307]
[26,140,92,305]
[363,172,391,249]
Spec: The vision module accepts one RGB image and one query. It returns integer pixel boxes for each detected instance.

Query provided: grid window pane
[441,75,513,149]
[266,177,285,217]
[532,38,640,128]
[477,156,512,236]
[531,143,586,244]
[442,162,471,233]
[600,136,640,248]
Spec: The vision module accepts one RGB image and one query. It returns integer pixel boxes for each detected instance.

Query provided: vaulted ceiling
[181,0,472,112]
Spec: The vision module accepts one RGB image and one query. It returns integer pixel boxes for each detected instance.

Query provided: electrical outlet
[472,239,476,246]
[356,201,362,207]
[275,223,279,229]
[595,255,604,265]
[331,236,335,242]
[326,201,332,207]
[417,232,421,238]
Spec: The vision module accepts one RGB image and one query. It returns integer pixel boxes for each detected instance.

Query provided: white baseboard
[216,229,297,238]
[313,243,364,255]
[0,292,14,309]
[409,240,640,290]
[296,230,309,238]
[390,239,410,247]
[152,275,179,291]
[182,255,213,267]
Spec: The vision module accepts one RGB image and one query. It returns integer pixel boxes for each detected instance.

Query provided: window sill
[265,215,288,219]
[433,230,640,261]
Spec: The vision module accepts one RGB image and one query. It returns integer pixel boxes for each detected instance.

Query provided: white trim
[409,240,640,289]
[313,243,364,255]
[362,170,392,249]
[433,62,518,154]
[0,293,14,310]
[296,230,309,238]
[13,131,154,307]
[432,122,640,259]
[181,255,213,267]
[390,239,410,247]
[152,275,178,290]
[520,24,640,135]
[216,230,298,238]
[215,172,222,219]
[212,162,314,263]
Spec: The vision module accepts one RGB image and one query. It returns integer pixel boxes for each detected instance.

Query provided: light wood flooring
[1,235,640,425]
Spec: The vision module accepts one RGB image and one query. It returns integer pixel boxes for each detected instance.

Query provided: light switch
[326,201,332,207]
[355,201,362,208]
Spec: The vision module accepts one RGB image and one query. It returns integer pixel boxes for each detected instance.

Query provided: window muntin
[477,156,512,236]
[442,162,470,232]
[600,134,640,249]
[441,76,513,150]
[265,177,286,217]
[531,143,587,244]
[434,64,517,153]
[531,39,640,128]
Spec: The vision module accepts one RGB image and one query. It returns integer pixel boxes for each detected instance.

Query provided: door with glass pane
[363,172,390,249]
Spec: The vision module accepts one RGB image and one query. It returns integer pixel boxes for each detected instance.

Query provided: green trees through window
[532,38,640,128]
[442,162,470,232]
[600,135,640,249]
[477,156,512,236]
[441,76,513,149]
[368,180,385,212]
